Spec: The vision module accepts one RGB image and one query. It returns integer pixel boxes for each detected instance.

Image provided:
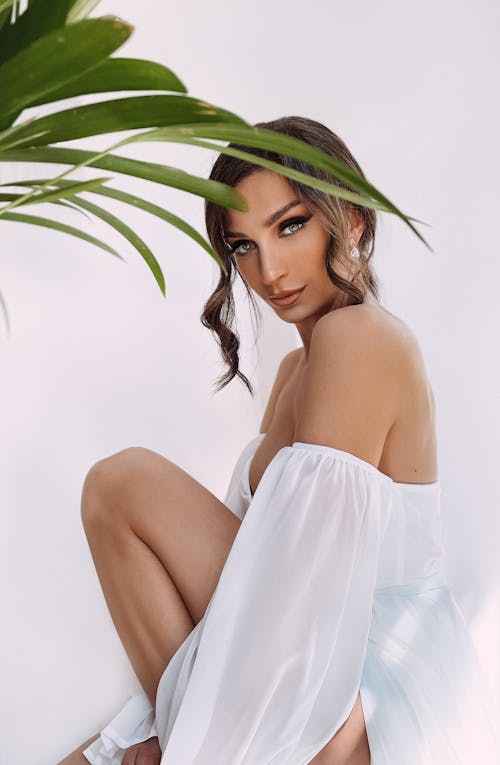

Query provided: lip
[269,286,306,306]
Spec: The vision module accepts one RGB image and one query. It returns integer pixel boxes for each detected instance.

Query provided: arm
[259,348,303,433]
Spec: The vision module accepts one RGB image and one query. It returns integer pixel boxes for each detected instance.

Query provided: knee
[81,446,150,526]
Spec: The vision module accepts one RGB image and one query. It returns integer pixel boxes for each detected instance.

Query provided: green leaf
[58,194,166,295]
[135,129,389,212]
[26,58,187,107]
[0,116,35,144]
[67,0,101,22]
[1,94,248,148]
[0,176,111,211]
[0,125,51,149]
[0,0,14,31]
[0,15,133,118]
[129,123,433,251]
[55,198,91,216]
[4,177,227,272]
[1,210,124,257]
[80,183,226,271]
[0,1,15,15]
[0,146,249,211]
[0,107,22,132]
[0,11,11,33]
[0,191,89,216]
[0,123,431,251]
[0,0,75,66]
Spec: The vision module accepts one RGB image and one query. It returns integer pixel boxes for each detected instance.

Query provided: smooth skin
[58,170,437,765]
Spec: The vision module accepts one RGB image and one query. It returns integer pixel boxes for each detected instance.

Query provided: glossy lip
[269,285,306,306]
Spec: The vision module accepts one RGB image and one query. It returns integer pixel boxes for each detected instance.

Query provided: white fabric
[83,434,500,764]
[81,686,158,764]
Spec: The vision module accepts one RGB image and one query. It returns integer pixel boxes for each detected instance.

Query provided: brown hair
[201,115,380,395]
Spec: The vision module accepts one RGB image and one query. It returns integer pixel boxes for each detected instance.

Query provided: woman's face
[222,169,362,325]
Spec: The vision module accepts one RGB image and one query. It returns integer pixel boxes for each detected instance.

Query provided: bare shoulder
[294,303,422,466]
[312,300,419,362]
[335,302,435,402]
[259,348,303,433]
[280,346,304,370]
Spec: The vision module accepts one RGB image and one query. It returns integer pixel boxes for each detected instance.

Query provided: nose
[258,244,289,287]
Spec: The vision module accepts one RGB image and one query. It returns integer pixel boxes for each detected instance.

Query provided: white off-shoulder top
[83,435,500,764]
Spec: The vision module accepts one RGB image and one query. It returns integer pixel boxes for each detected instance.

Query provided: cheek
[233,258,257,288]
[313,227,331,258]
[299,230,330,274]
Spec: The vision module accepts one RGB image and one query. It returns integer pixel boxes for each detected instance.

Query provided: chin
[273,306,310,324]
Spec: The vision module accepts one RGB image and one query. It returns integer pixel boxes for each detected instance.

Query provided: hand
[122,735,162,764]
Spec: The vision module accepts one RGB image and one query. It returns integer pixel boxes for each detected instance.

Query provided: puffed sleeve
[155,441,393,764]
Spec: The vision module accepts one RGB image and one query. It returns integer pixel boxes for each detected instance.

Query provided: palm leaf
[26,58,187,107]
[0,191,90,216]
[0,146,248,211]
[0,0,15,28]
[0,3,432,333]
[10,121,428,250]
[7,176,111,207]
[49,194,166,294]
[129,124,433,251]
[0,1,15,14]
[67,0,101,22]
[1,210,123,257]
[0,94,248,148]
[0,0,77,65]
[0,15,133,121]
[2,177,226,271]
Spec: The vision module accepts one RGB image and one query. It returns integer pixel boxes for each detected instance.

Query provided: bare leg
[81,508,195,707]
[55,447,239,764]
[56,732,100,765]
[80,446,242,708]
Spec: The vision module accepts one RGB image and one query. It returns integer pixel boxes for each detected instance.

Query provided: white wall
[1,1,498,763]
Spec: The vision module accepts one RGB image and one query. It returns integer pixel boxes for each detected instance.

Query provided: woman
[60,117,500,764]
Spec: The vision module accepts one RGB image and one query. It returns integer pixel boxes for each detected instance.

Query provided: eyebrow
[222,199,304,239]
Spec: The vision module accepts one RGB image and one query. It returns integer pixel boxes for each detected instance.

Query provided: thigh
[84,446,242,625]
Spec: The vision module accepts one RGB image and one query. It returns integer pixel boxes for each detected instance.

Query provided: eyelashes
[226,215,312,256]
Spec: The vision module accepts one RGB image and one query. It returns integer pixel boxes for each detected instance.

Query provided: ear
[348,206,365,242]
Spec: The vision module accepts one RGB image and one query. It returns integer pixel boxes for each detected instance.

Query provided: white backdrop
[1,1,499,763]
